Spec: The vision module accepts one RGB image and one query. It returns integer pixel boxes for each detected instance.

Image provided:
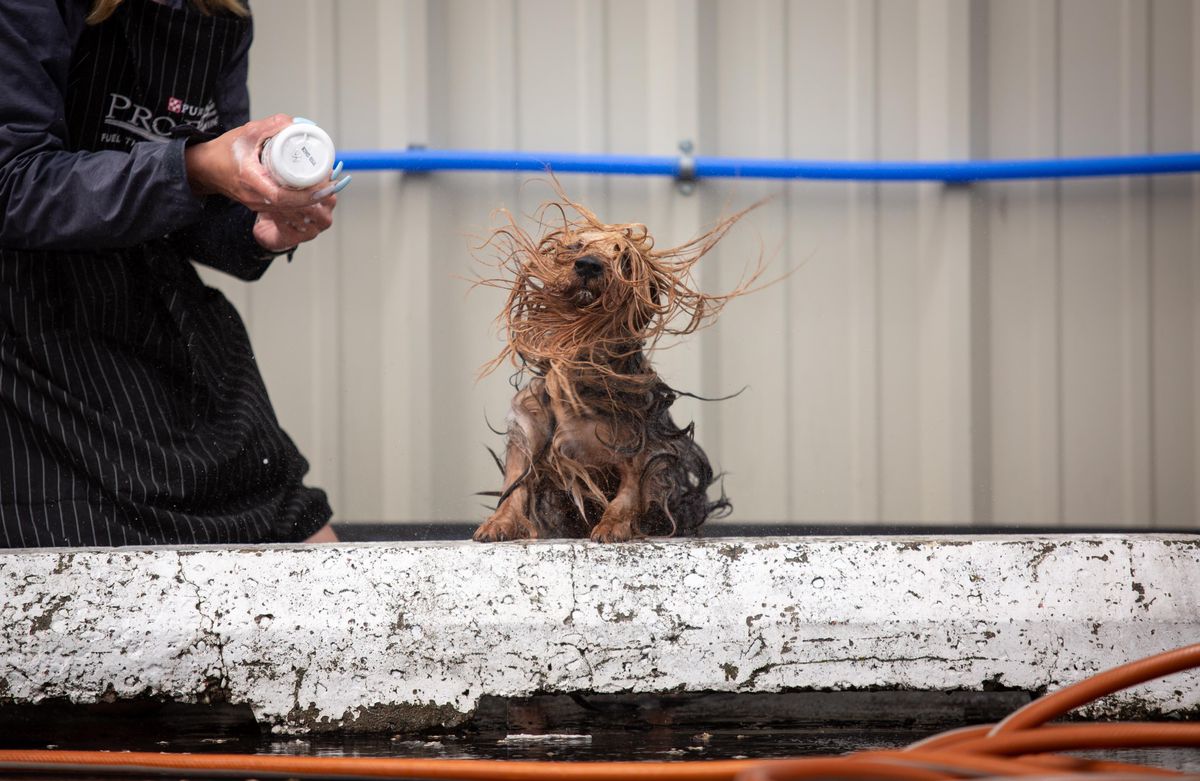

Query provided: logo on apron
[102,91,219,145]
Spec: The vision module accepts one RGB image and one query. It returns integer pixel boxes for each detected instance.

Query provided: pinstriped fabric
[0,0,330,547]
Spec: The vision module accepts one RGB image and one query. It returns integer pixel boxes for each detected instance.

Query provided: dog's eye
[566,241,583,252]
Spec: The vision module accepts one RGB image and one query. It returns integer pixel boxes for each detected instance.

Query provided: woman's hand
[252,196,337,253]
[304,522,338,543]
[184,113,345,251]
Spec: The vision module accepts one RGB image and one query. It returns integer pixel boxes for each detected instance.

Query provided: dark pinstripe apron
[0,0,331,546]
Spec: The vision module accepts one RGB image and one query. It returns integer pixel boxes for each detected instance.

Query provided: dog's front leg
[473,436,536,542]
[590,458,643,543]
[474,392,548,542]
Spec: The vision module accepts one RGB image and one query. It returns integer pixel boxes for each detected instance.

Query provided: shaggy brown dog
[473,193,762,543]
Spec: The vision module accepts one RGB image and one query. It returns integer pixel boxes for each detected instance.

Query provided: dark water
[4,693,1199,774]
[258,727,914,761]
[0,697,939,760]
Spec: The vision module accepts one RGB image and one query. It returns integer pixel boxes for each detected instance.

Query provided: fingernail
[312,174,351,201]
[330,161,344,180]
[304,217,313,224]
[293,116,316,125]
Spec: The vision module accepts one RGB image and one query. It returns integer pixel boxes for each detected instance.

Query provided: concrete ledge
[2,535,1197,733]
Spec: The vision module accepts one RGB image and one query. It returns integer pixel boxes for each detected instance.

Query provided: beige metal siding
[200,0,1199,526]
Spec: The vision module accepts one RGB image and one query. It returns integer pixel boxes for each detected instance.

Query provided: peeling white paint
[1,535,1198,733]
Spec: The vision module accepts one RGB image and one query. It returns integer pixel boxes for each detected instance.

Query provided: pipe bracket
[676,139,697,195]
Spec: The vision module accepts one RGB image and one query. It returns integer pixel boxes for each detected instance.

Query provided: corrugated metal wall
[201,0,1200,527]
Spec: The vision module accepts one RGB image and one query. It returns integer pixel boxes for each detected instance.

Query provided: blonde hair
[477,183,766,409]
[88,0,247,24]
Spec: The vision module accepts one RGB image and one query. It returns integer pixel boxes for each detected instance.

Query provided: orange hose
[844,749,1067,776]
[0,746,1188,781]
[0,751,768,781]
[723,758,948,781]
[953,722,1200,756]
[990,643,1200,735]
[859,749,1185,777]
[1022,753,1183,776]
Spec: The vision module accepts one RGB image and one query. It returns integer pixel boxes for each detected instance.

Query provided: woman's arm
[0,2,334,258]
[181,7,339,264]
[0,0,206,251]
[169,13,280,280]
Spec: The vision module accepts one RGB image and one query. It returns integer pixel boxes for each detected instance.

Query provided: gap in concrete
[0,690,1030,753]
[331,522,1200,542]
[0,698,260,751]
[472,690,1034,732]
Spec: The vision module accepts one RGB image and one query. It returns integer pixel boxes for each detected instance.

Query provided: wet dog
[473,193,761,543]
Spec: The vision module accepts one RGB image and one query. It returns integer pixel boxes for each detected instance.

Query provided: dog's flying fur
[474,188,763,543]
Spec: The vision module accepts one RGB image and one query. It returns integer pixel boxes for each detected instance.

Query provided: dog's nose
[574,256,604,278]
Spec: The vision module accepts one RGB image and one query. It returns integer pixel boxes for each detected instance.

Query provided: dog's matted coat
[474,191,762,543]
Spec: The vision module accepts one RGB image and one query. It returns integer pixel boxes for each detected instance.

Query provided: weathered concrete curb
[2,535,1198,733]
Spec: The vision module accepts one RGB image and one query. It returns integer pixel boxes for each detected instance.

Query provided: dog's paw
[589,521,634,543]
[473,514,531,543]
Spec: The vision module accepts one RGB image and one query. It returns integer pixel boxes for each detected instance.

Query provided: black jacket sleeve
[168,12,282,282]
[0,0,205,251]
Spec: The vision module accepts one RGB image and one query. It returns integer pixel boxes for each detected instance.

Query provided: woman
[0,0,345,546]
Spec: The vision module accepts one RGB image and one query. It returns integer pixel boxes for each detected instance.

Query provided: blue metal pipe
[338,148,1200,182]
[339,149,678,176]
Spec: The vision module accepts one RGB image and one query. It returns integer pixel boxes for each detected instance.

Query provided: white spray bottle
[260,119,336,189]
